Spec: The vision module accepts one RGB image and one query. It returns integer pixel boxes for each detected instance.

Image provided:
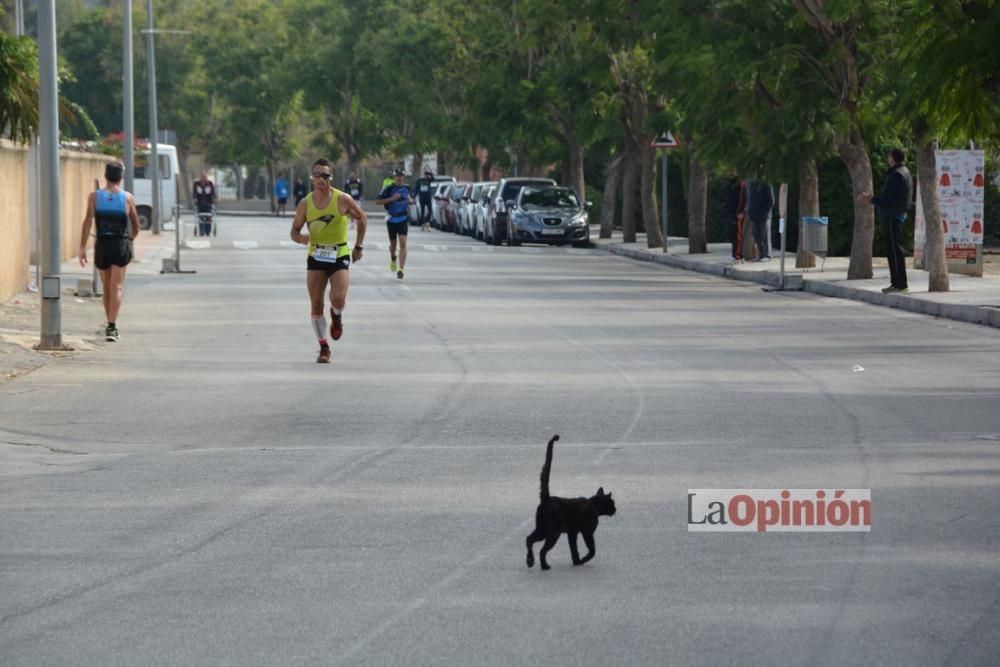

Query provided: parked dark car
[507,185,591,247]
[488,177,557,245]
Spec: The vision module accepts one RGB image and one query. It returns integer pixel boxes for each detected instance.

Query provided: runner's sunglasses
[312,172,333,180]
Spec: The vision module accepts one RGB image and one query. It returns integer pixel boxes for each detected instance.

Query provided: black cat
[526,435,617,570]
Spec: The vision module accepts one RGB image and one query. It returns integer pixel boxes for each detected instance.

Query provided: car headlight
[569,213,588,226]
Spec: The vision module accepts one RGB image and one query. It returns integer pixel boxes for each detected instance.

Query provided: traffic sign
[652,132,681,148]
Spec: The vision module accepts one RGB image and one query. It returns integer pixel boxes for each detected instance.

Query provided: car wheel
[137,206,152,231]
[508,226,521,247]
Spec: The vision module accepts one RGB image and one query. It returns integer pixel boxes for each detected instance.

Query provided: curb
[605,243,1000,330]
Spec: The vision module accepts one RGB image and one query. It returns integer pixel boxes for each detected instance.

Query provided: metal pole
[123,0,135,195]
[661,150,668,253]
[778,183,788,290]
[145,0,161,234]
[14,0,24,33]
[37,0,62,349]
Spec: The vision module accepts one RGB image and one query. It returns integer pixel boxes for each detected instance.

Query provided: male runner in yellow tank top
[290,158,367,363]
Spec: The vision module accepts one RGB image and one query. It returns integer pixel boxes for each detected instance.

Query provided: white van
[131,143,178,230]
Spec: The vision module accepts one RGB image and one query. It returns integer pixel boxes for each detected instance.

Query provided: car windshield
[501,180,553,202]
[520,188,579,209]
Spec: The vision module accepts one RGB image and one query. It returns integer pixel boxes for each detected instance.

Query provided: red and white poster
[915,149,985,272]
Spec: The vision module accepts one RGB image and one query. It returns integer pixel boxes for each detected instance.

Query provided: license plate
[542,228,564,236]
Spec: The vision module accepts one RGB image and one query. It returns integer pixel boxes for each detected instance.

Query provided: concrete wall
[0,140,108,303]
[0,140,29,303]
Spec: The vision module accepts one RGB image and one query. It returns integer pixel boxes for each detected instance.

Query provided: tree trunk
[687,149,708,254]
[266,159,276,213]
[640,140,663,248]
[916,130,949,292]
[232,164,242,200]
[568,139,585,202]
[796,158,819,268]
[836,129,875,279]
[600,144,624,239]
[621,138,639,243]
[639,141,663,248]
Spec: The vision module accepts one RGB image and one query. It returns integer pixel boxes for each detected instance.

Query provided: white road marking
[184,240,211,250]
[233,241,259,250]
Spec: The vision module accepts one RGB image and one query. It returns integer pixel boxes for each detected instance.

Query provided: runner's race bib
[312,244,342,262]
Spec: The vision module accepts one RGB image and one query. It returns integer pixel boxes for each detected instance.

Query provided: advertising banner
[915,149,985,276]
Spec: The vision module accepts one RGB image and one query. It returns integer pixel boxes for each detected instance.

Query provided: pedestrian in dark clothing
[293,178,308,207]
[860,148,913,293]
[344,171,363,202]
[414,169,434,230]
[725,176,747,262]
[747,179,774,261]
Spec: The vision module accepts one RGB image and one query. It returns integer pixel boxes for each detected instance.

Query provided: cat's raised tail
[539,434,560,501]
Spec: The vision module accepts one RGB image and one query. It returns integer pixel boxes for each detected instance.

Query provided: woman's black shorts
[95,238,133,270]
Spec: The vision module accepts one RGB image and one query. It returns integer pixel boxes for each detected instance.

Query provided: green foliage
[0,31,38,143]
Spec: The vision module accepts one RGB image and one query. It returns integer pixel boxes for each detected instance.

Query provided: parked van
[131,143,179,230]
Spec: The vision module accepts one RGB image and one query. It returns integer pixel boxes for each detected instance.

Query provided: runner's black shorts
[386,220,409,240]
[95,237,133,270]
[307,254,351,276]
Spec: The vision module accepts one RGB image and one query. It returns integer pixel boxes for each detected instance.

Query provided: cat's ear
[596,487,605,496]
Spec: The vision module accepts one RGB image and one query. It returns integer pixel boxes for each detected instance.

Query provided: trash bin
[801,216,828,266]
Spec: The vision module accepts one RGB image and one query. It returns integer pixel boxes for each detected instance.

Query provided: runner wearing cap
[375,169,413,280]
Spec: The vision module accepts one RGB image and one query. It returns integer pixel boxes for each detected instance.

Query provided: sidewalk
[589,226,1000,329]
[0,228,177,381]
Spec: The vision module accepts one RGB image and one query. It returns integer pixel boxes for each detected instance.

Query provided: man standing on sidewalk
[746,178,774,262]
[860,148,913,294]
[290,158,367,363]
[725,175,747,263]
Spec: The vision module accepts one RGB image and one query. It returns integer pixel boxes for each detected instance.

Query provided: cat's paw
[526,553,534,568]
[541,563,551,571]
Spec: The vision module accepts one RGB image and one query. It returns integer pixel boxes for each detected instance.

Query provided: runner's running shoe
[389,259,398,272]
[105,324,119,342]
[330,309,343,341]
[397,270,404,280]
[317,345,331,363]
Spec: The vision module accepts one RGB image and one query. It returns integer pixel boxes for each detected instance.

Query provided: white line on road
[184,240,211,250]
[233,241,259,250]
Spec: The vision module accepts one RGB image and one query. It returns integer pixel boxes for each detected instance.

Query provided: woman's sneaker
[316,345,331,363]
[105,324,120,342]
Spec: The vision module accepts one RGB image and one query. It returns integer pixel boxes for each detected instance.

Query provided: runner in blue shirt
[375,168,414,280]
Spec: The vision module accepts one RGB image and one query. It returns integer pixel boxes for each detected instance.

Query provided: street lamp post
[37,0,62,349]
[124,0,135,195]
[145,0,161,235]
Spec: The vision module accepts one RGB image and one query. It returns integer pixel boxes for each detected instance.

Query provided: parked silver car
[432,182,452,229]
[507,185,591,247]
[489,177,557,245]
[473,182,497,240]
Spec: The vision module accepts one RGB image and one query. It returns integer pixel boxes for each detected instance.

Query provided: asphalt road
[2,214,999,666]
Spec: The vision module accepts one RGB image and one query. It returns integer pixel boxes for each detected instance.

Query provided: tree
[0,30,38,143]
[789,0,904,280]
[194,0,300,198]
[895,0,1000,291]
[291,0,386,172]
